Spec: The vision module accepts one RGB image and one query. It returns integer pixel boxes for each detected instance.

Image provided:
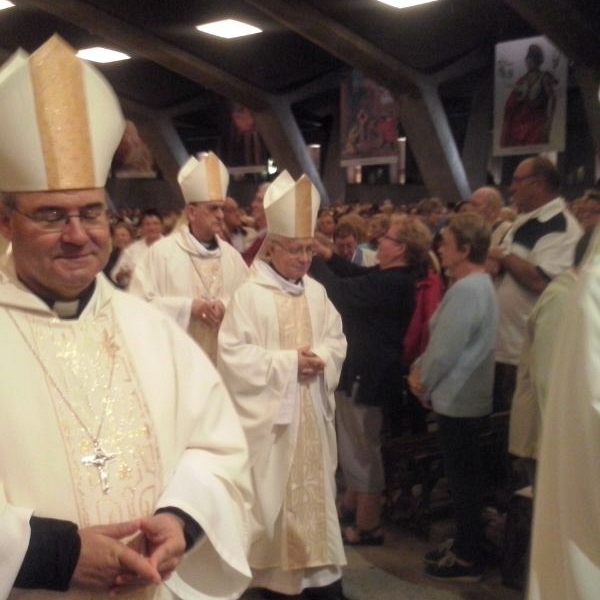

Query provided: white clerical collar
[53,299,80,318]
[184,227,222,258]
[255,260,304,296]
[34,281,98,319]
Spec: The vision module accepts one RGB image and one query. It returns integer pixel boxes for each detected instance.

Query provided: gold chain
[8,308,119,493]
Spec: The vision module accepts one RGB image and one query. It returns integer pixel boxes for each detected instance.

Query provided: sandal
[342,524,384,546]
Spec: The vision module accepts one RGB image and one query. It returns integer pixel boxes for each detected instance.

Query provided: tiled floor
[242,518,525,600]
[341,519,524,600]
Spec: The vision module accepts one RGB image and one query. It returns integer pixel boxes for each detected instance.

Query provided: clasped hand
[192,298,225,327]
[71,513,186,593]
[407,365,432,410]
[297,346,325,382]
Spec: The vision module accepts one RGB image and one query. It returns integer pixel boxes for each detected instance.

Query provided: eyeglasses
[511,174,539,185]
[272,240,316,257]
[12,204,108,231]
[189,202,224,213]
[380,234,404,245]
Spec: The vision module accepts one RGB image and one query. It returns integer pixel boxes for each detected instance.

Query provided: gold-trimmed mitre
[0,34,125,192]
[264,170,320,238]
[177,152,229,204]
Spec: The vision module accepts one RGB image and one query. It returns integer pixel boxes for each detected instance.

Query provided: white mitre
[177,152,229,204]
[0,34,125,192]
[264,170,320,238]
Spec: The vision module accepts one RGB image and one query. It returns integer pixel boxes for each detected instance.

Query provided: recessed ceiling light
[196,19,262,39]
[0,1,15,10]
[76,47,130,63]
[374,0,439,8]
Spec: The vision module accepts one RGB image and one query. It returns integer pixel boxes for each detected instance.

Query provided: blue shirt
[417,272,498,417]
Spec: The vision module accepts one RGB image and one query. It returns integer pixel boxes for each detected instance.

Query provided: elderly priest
[0,35,252,600]
[218,171,347,599]
[130,152,248,365]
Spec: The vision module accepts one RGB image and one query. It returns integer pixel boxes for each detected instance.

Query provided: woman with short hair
[409,212,498,581]
[311,214,432,546]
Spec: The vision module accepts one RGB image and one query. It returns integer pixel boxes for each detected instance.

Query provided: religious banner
[112,119,159,178]
[340,71,400,162]
[493,35,567,157]
[222,101,269,168]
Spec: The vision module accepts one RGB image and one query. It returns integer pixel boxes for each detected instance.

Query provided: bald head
[469,186,504,224]
[509,156,560,213]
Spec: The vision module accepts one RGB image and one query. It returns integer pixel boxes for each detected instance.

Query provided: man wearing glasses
[130,152,248,365]
[488,156,582,412]
[218,171,348,600]
[0,36,251,598]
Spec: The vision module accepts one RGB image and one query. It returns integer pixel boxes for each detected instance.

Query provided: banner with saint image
[493,35,567,157]
[340,70,399,161]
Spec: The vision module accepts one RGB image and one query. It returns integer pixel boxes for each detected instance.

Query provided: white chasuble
[0,264,253,600]
[10,305,161,526]
[528,238,600,600]
[217,262,347,595]
[129,228,249,364]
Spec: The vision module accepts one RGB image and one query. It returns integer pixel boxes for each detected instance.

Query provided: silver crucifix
[81,441,118,494]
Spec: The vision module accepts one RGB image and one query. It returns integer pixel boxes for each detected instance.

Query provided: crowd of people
[1,34,600,600]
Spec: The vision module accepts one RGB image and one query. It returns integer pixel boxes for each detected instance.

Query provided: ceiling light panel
[374,0,439,8]
[76,47,130,63]
[196,19,262,39]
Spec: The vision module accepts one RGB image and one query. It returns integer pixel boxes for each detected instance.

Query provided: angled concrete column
[321,109,344,205]
[462,76,494,191]
[396,82,471,203]
[254,100,329,204]
[247,0,469,204]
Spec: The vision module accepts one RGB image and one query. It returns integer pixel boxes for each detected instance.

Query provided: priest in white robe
[109,208,164,289]
[0,36,251,600]
[218,171,347,600]
[527,228,600,600]
[130,153,248,364]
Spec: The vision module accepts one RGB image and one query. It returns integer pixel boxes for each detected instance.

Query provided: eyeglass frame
[380,234,405,245]
[10,203,109,231]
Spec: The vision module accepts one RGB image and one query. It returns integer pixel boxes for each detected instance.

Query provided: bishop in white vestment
[0,35,252,600]
[218,172,347,599]
[131,154,248,364]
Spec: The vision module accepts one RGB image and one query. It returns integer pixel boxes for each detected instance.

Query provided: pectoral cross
[81,441,117,494]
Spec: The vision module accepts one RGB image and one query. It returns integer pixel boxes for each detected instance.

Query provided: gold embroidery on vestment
[21,306,162,526]
[188,253,223,364]
[274,292,328,569]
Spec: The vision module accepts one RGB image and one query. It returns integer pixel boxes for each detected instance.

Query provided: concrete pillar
[396,82,470,203]
[462,76,493,191]
[254,100,329,204]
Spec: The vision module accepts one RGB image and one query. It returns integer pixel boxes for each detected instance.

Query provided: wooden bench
[382,411,510,536]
